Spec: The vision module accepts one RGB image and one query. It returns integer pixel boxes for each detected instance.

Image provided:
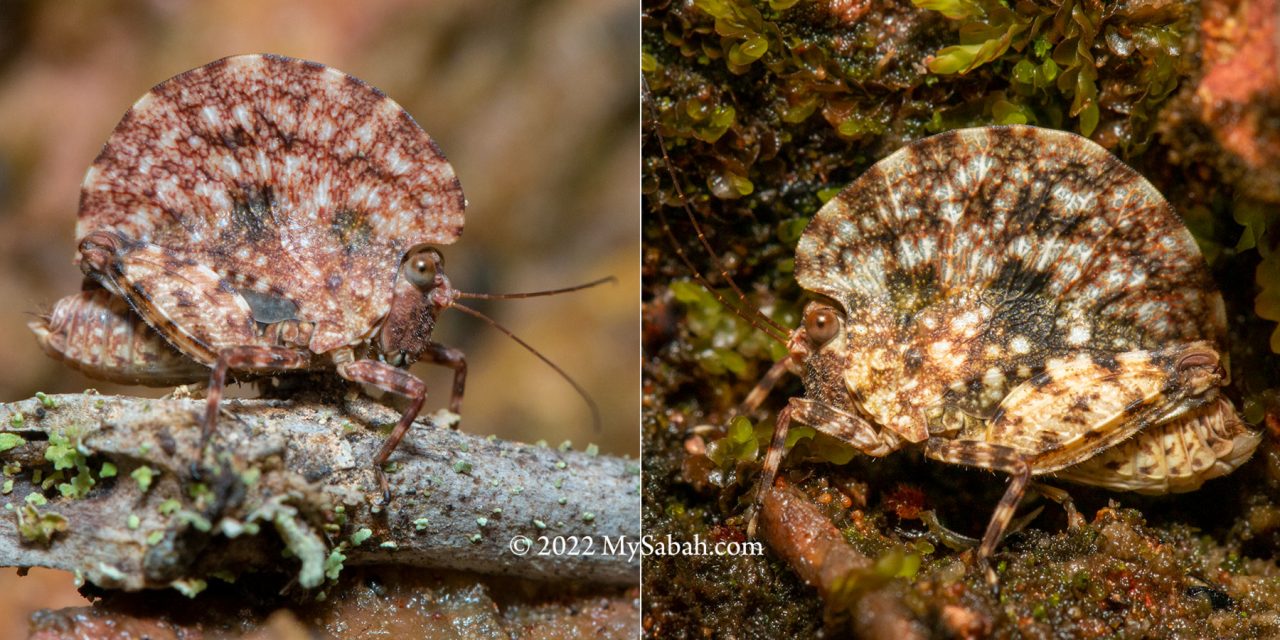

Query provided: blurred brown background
[0,0,638,636]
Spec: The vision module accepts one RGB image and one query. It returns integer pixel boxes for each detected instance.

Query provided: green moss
[913,0,1193,140]
[705,416,759,469]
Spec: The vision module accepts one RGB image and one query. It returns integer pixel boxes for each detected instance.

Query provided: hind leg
[926,438,1033,583]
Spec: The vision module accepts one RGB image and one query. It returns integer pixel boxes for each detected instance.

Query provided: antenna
[451,302,602,433]
[642,78,789,345]
[456,276,616,300]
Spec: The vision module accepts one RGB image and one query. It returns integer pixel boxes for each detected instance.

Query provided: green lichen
[41,430,97,500]
[350,528,373,546]
[34,392,56,409]
[324,545,348,581]
[16,504,67,546]
[98,462,116,478]
[259,501,326,589]
[0,434,24,453]
[131,466,156,492]
[175,510,212,532]
[171,578,207,598]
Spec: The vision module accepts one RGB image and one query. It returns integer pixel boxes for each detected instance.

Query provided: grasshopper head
[377,245,457,367]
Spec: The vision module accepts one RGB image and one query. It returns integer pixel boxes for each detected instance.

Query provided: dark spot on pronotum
[331,209,373,253]
[229,185,275,240]
[1091,351,1119,372]
[904,346,924,372]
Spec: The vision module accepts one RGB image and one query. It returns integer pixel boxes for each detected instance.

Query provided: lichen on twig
[0,392,640,594]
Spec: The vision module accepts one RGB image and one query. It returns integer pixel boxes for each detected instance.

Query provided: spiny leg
[1032,482,1084,529]
[750,403,795,538]
[199,346,310,469]
[420,342,466,416]
[749,398,897,536]
[336,359,427,502]
[737,357,794,416]
[926,438,1032,583]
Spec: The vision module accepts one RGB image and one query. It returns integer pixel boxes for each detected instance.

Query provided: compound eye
[1177,350,1218,371]
[804,306,840,346]
[404,247,443,289]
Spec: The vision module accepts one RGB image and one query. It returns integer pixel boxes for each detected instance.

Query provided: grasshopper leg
[336,358,427,503]
[196,345,310,476]
[926,438,1032,585]
[420,342,466,418]
[750,397,900,536]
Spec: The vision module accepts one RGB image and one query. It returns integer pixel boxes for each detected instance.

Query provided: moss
[912,0,1194,142]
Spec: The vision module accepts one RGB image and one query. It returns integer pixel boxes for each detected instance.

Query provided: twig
[0,393,640,592]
